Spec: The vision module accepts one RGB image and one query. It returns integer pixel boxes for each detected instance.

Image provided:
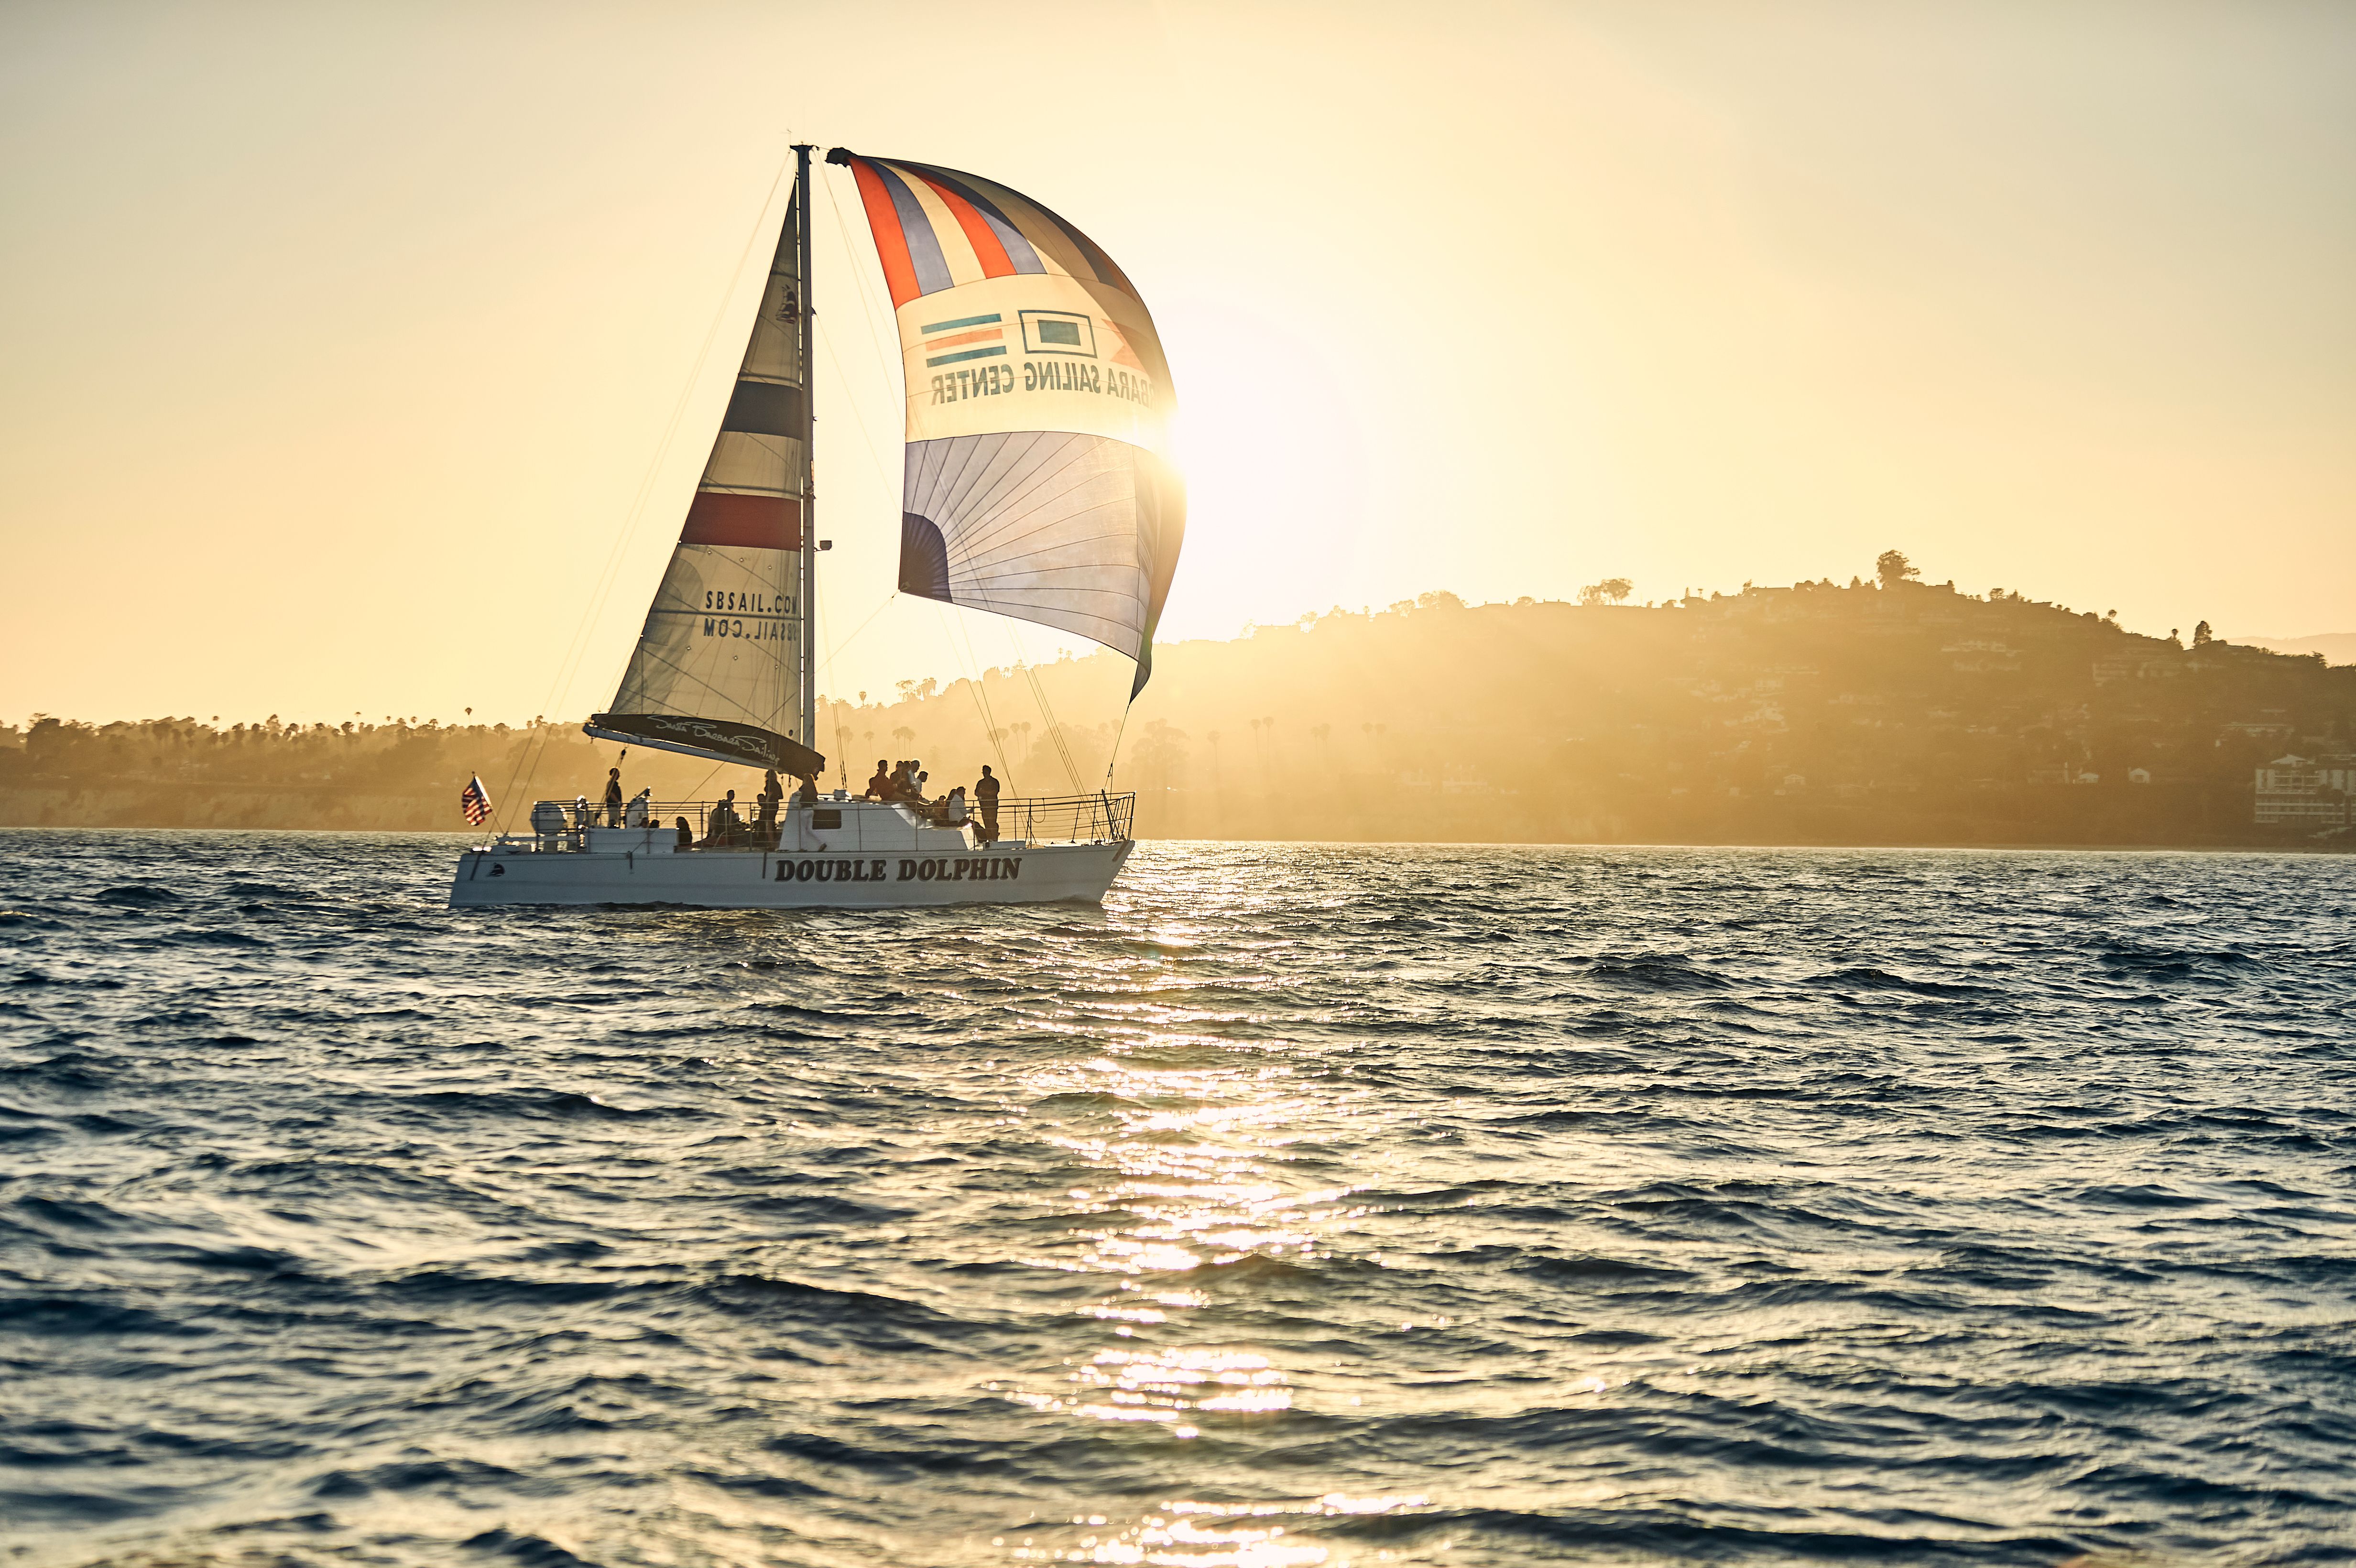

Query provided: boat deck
[452,792,1136,909]
[488,790,1134,857]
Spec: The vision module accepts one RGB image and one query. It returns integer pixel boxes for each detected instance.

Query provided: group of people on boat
[693,767,815,849]
[862,758,1000,841]
[589,759,1001,849]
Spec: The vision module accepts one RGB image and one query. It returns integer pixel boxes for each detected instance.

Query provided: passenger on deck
[603,768,624,828]
[796,775,819,809]
[675,816,693,850]
[709,790,741,846]
[974,765,1001,844]
[625,789,650,828]
[913,768,930,803]
[942,785,969,826]
[753,784,777,847]
[865,759,890,799]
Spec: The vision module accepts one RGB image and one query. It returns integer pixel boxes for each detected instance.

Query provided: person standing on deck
[974,765,1001,845]
[603,768,624,828]
[754,782,778,848]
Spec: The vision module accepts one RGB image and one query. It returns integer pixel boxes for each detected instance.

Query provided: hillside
[5,573,2352,847]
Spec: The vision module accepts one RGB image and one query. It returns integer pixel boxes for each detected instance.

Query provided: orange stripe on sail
[921,327,1004,350]
[850,159,921,308]
[914,170,1018,278]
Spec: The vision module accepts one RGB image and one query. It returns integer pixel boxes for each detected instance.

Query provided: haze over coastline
[9,562,2350,847]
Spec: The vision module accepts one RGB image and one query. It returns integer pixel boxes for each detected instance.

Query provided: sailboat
[449,144,1183,910]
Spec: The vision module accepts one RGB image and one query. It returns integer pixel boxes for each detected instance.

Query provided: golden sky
[3,0,2351,729]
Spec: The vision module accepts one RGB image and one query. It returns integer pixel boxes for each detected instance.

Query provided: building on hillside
[1946,640,2020,672]
[2253,755,2355,828]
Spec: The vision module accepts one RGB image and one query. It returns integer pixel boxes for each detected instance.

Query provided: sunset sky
[4,0,2351,730]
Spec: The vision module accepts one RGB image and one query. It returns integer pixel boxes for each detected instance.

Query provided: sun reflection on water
[996,1493,1435,1567]
[984,1039,1418,1564]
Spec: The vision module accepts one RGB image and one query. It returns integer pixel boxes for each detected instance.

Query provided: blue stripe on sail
[901,163,1045,275]
[970,205,1045,274]
[720,380,801,437]
[874,164,952,297]
[921,313,1002,334]
[925,346,1007,367]
[900,513,952,601]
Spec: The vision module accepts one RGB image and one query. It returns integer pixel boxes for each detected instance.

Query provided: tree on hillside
[1133,720,1188,793]
[2193,621,2213,647]
[1578,578,1634,607]
[1876,550,1920,588]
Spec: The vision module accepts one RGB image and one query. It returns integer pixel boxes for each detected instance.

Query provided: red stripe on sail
[850,158,922,308]
[680,491,802,551]
[914,171,1017,278]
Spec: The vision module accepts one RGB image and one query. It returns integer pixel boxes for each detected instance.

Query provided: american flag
[460,774,492,826]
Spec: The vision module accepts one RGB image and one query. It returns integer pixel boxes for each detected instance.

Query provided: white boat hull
[449,836,1133,910]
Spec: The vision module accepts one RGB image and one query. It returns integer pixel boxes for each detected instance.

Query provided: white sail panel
[898,431,1177,661]
[606,541,800,734]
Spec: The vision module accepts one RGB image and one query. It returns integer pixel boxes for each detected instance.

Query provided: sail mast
[794,142,817,760]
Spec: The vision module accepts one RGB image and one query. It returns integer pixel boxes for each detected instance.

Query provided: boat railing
[988,790,1136,844]
[500,791,1134,848]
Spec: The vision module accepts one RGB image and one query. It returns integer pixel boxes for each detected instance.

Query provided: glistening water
[3,831,2353,1566]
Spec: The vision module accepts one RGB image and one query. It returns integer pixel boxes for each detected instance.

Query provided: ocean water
[2,831,2353,1568]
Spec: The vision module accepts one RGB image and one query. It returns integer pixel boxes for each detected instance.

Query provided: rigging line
[954,612,1015,791]
[484,153,794,836]
[1022,661,1085,795]
[811,593,897,683]
[933,601,1015,793]
[1104,697,1135,788]
[551,154,794,723]
[983,619,1081,796]
[813,314,892,490]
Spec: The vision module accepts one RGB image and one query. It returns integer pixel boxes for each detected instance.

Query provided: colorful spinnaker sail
[828,150,1185,696]
[592,183,824,775]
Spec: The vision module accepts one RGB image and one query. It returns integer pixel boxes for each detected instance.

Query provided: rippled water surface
[3,831,2354,1567]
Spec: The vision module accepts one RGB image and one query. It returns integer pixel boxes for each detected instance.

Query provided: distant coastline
[6,569,2352,850]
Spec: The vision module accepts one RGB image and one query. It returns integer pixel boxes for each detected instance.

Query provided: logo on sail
[1021,310,1096,357]
[920,312,1006,368]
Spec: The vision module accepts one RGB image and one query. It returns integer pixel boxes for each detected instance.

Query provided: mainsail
[591,181,825,777]
[828,150,1185,696]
